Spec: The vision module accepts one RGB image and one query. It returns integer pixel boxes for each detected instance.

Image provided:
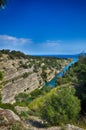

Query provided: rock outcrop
[1,73,41,103]
[0,108,28,130]
[0,108,20,123]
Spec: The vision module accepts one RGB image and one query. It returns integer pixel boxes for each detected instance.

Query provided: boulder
[0,108,20,126]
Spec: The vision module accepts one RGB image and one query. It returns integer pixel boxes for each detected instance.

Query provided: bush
[20,111,28,118]
[10,122,26,130]
[20,64,28,69]
[23,72,29,78]
[0,71,4,80]
[40,87,81,125]
[0,102,16,113]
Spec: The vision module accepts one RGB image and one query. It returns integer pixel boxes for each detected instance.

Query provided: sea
[33,54,79,59]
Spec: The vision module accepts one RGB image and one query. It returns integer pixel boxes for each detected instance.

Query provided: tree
[0,0,6,8]
[40,87,81,125]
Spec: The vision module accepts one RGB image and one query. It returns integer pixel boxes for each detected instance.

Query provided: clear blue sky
[0,0,86,54]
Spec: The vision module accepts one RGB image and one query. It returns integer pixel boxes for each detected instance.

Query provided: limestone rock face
[0,55,44,104]
[1,73,40,103]
[0,108,20,125]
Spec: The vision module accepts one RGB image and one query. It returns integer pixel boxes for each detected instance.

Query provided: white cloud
[0,35,33,54]
[0,35,17,41]
[0,35,61,55]
[0,34,85,55]
[36,40,61,49]
[45,40,61,47]
[29,40,62,54]
[0,35,32,44]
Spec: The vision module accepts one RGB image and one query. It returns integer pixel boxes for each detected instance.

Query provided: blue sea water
[52,54,78,59]
[33,54,78,59]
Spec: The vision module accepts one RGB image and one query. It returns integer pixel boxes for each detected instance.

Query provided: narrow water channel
[46,58,78,87]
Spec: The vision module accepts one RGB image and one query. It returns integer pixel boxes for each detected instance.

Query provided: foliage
[0,102,16,113]
[41,70,47,82]
[15,93,31,106]
[0,71,4,81]
[0,49,10,54]
[15,86,53,107]
[0,0,6,7]
[56,56,86,115]
[0,51,2,57]
[40,87,81,125]
[23,72,29,78]
[20,64,28,69]
[57,56,86,84]
[0,49,29,59]
[20,111,29,118]
[9,122,26,130]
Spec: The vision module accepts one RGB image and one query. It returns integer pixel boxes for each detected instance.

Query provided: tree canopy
[40,87,81,125]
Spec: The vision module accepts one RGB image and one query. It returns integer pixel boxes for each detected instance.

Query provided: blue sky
[0,0,86,54]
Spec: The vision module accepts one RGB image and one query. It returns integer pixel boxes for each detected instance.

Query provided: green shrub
[0,102,16,113]
[20,64,28,69]
[23,72,29,78]
[0,71,4,81]
[40,87,81,125]
[20,111,28,118]
[10,122,26,130]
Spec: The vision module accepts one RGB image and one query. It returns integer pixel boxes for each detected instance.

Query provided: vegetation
[0,49,29,59]
[56,56,86,115]
[0,49,70,86]
[9,123,26,130]
[52,55,86,128]
[27,56,86,128]
[40,87,80,125]
[28,86,81,125]
[20,64,28,69]
[0,50,86,128]
[23,72,30,78]
[0,0,6,7]
[56,56,86,85]
[0,102,16,113]
[15,86,53,107]
[0,71,4,81]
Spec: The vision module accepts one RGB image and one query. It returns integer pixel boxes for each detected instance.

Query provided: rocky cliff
[0,50,70,104]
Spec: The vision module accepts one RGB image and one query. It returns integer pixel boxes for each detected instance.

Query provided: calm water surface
[46,57,78,87]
